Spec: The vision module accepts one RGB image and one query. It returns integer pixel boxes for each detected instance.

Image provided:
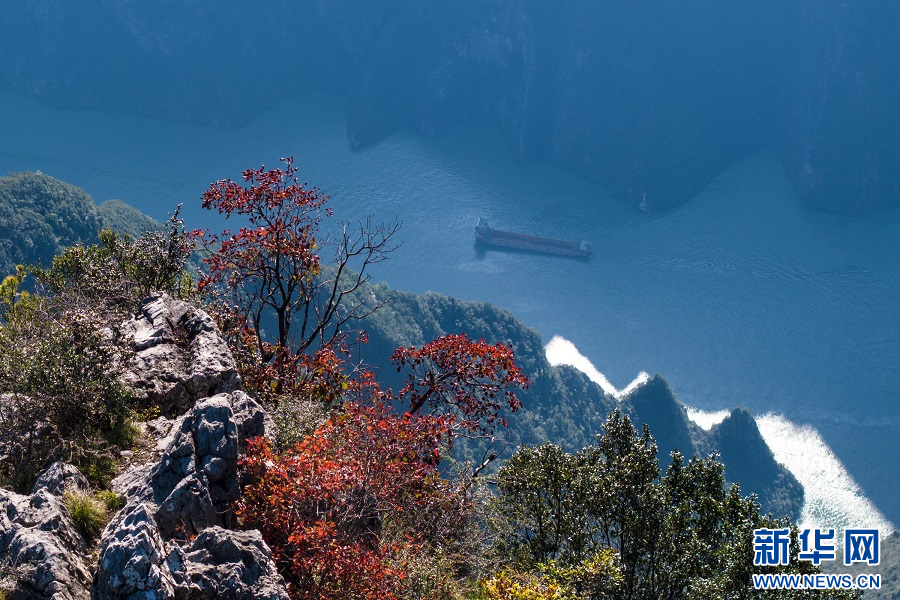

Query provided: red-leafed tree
[194,157,399,401]
[392,334,529,436]
[237,384,508,598]
[236,401,452,599]
[196,159,530,597]
[237,337,529,599]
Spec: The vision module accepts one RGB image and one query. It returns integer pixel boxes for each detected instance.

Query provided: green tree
[581,410,662,597]
[494,443,581,565]
[0,265,37,324]
[491,410,860,599]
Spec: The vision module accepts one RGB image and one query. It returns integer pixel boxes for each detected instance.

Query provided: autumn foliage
[194,157,398,403]
[194,159,534,598]
[392,334,528,435]
[236,338,529,598]
[236,401,449,599]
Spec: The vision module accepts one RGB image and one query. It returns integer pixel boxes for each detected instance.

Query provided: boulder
[32,462,91,498]
[91,503,174,600]
[167,527,289,600]
[92,391,285,599]
[0,463,93,599]
[120,293,240,416]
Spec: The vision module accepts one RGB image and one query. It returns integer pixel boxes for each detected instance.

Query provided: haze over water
[1,91,898,521]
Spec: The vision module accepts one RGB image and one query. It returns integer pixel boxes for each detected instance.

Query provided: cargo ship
[475,219,592,257]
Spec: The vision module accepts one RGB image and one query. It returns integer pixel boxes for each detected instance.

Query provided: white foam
[618,372,652,398]
[544,335,895,536]
[756,413,894,534]
[544,335,648,398]
[685,407,730,430]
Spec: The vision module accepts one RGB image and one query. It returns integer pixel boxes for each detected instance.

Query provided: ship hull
[475,221,591,257]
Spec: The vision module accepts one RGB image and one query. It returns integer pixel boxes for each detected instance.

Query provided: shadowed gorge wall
[1,0,896,213]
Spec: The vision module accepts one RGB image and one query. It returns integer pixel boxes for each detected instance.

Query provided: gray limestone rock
[92,391,284,599]
[147,395,241,537]
[0,466,93,599]
[120,293,241,416]
[167,527,289,600]
[91,503,174,600]
[2,294,287,600]
[32,462,91,498]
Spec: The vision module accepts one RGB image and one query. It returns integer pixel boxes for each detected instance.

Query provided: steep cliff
[778,0,900,213]
[2,1,896,213]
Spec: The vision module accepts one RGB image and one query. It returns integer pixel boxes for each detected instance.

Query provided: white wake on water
[756,414,893,533]
[544,336,649,398]
[544,335,894,535]
[685,407,730,430]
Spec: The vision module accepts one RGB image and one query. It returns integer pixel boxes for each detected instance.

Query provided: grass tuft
[63,490,109,540]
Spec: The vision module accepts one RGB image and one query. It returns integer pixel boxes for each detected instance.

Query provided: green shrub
[0,273,137,491]
[63,490,109,540]
[31,205,195,310]
[95,489,125,512]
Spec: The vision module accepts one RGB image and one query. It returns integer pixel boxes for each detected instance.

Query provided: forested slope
[0,171,159,275]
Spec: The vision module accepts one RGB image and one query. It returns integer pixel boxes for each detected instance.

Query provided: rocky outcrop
[0,293,286,600]
[91,389,287,599]
[120,293,240,417]
[166,527,288,600]
[32,463,91,499]
[91,295,285,600]
[0,462,93,600]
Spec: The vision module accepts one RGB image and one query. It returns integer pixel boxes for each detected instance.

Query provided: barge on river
[475,219,592,257]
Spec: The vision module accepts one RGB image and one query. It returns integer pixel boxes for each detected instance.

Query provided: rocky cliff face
[0,294,288,600]
[778,0,900,213]
[2,1,895,213]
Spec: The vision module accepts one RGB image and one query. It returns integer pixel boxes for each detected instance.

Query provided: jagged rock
[166,527,289,600]
[106,392,253,538]
[120,293,240,416]
[93,391,284,599]
[33,462,90,498]
[148,399,234,537]
[230,392,272,447]
[0,464,93,600]
[91,503,174,600]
